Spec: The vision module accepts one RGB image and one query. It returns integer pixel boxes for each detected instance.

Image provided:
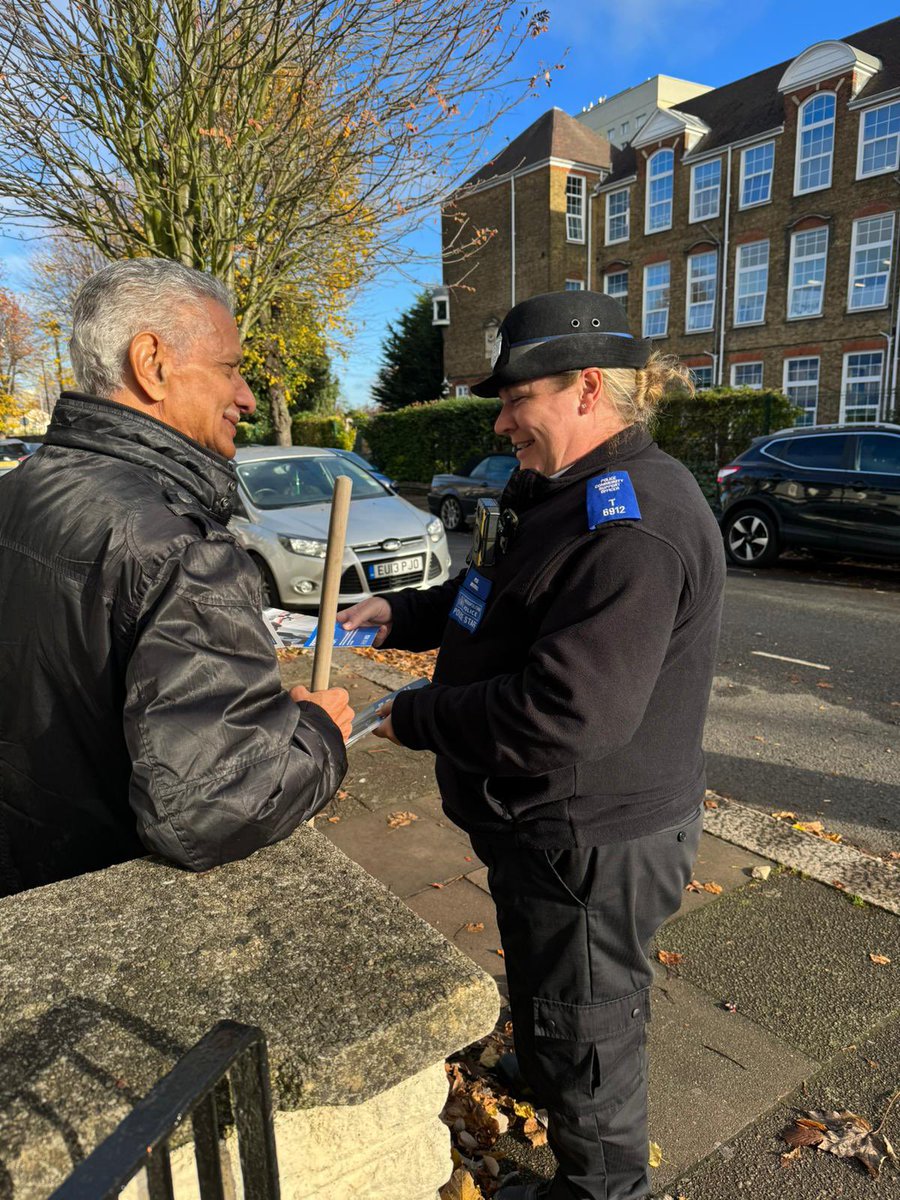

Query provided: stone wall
[0,828,499,1198]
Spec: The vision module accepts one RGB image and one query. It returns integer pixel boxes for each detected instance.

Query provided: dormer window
[646,149,674,233]
[795,93,835,195]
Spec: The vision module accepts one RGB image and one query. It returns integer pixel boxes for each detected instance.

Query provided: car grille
[351,536,425,554]
[339,565,362,592]
[427,553,443,579]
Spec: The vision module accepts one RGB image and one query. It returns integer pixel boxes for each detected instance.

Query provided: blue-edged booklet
[347,678,430,746]
[263,608,379,649]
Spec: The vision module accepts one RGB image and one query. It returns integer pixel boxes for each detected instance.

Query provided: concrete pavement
[280,650,900,1198]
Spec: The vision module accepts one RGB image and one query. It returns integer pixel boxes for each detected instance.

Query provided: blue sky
[2,1,898,404]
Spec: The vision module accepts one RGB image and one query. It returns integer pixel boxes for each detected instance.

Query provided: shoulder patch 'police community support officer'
[587,471,642,530]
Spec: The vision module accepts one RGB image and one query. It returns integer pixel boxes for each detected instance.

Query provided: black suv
[717,423,900,567]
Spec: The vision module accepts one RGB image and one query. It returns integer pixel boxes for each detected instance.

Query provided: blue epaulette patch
[586,471,642,530]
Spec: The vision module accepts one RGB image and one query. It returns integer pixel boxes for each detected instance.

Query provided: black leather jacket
[0,393,346,895]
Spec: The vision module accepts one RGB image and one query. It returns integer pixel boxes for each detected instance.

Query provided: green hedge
[654,387,798,508]
[359,397,506,482]
[653,388,797,467]
[289,413,356,449]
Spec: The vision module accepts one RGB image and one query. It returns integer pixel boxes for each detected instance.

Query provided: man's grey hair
[69,258,234,398]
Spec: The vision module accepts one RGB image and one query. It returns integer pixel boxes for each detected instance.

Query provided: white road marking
[751,651,831,670]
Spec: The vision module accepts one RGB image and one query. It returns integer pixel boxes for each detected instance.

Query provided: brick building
[441,17,900,423]
[438,108,613,394]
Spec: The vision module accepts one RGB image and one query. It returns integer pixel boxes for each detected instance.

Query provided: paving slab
[646,975,818,1191]
[404,878,507,993]
[655,873,900,1060]
[671,832,774,918]
[318,802,477,898]
[667,1014,900,1199]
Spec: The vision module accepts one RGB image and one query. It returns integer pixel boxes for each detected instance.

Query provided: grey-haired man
[0,258,351,896]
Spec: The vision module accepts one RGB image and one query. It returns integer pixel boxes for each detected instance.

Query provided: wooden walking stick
[311,473,353,692]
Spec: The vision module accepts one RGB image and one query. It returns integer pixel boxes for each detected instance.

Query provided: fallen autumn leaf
[387,810,418,828]
[781,1098,900,1178]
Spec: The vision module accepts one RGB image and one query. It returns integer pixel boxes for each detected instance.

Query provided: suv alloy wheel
[723,507,780,567]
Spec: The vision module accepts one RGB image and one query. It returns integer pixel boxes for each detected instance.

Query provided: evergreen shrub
[362,397,505,481]
[653,387,798,508]
[290,413,356,449]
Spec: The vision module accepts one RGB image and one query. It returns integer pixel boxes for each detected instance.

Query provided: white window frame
[685,250,718,333]
[454,384,470,398]
[605,188,630,245]
[734,240,769,326]
[564,279,585,291]
[689,160,721,222]
[857,100,900,179]
[794,92,836,196]
[690,365,714,389]
[566,174,586,243]
[847,213,895,311]
[840,351,884,423]
[739,141,775,209]
[730,362,764,389]
[645,149,674,234]
[783,357,820,426]
[787,226,829,320]
[642,262,670,338]
[603,269,628,308]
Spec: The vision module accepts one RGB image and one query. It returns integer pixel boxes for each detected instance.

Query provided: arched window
[795,93,836,194]
[646,149,674,233]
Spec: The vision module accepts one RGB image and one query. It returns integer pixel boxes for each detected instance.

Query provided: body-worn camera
[471,499,501,567]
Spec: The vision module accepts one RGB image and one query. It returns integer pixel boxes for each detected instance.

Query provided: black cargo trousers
[471,807,702,1200]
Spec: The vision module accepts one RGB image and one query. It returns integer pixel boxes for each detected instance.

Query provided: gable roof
[458,107,612,193]
[602,15,900,183]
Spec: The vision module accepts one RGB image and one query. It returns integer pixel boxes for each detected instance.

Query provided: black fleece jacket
[388,428,725,848]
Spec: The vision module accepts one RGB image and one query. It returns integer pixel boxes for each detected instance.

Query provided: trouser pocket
[523,988,650,1119]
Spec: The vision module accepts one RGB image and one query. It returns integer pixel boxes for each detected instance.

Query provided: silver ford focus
[230,446,450,608]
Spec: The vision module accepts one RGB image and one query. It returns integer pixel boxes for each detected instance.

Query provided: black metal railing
[50,1020,280,1200]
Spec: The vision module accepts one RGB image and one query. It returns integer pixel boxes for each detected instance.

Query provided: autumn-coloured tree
[0,0,550,336]
[0,288,36,407]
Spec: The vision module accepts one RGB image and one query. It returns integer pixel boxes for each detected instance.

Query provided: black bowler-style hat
[471,290,651,398]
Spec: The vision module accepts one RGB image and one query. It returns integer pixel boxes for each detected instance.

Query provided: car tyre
[251,555,281,607]
[723,507,780,567]
[440,495,464,532]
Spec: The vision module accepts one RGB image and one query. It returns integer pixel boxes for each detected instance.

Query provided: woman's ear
[579,367,604,413]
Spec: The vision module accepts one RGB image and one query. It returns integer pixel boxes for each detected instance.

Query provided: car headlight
[278,535,327,557]
[425,518,444,543]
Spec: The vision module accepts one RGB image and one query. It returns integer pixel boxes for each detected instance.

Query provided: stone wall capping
[0,827,500,1196]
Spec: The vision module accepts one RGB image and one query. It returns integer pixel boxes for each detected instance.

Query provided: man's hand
[291,685,354,743]
[336,597,393,647]
[373,696,401,745]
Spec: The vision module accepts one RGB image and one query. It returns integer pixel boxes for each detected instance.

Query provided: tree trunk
[266,349,292,446]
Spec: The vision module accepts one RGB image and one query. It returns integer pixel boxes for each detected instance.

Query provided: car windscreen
[236,455,386,508]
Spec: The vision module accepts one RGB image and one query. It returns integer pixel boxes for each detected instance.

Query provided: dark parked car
[428,454,518,531]
[717,423,900,566]
[329,448,395,489]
